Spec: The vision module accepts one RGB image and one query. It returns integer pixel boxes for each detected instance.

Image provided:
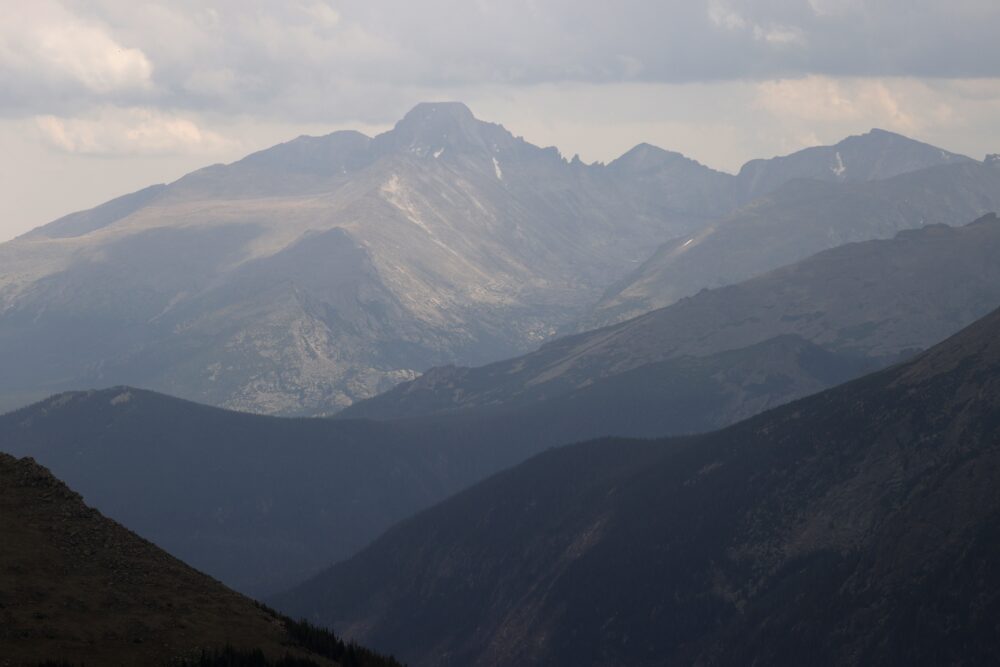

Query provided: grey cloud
[3,0,999,122]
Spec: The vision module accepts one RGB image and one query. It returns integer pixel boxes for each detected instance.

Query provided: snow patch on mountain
[832,151,846,177]
[110,391,132,406]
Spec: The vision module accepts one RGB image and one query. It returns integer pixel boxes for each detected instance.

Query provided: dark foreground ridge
[0,453,401,667]
[274,306,1000,666]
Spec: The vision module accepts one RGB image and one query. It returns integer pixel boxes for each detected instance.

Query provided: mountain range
[0,346,855,601]
[0,102,714,416]
[4,213,1000,600]
[587,158,1000,327]
[4,100,1000,666]
[274,302,1000,667]
[0,104,983,417]
[342,213,1000,421]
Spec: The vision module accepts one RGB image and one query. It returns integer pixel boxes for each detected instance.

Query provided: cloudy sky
[2,0,1000,241]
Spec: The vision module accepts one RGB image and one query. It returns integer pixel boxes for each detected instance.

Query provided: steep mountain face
[0,102,726,416]
[274,306,1000,667]
[342,214,1000,421]
[0,453,398,667]
[588,159,1000,327]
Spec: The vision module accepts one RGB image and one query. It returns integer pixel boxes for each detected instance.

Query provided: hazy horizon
[6,4,1000,665]
[3,1,1000,241]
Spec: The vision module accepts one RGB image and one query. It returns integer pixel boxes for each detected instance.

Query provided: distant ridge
[735,127,972,199]
[0,104,978,417]
[344,213,1000,421]
[0,102,731,416]
[275,303,1000,666]
[586,160,1000,326]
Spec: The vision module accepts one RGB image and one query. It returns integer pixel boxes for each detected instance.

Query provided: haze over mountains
[587,158,1000,327]
[5,213,1000,602]
[734,127,972,199]
[343,213,1000,422]
[0,102,716,417]
[0,103,988,417]
[274,304,1000,667]
[0,351,860,601]
[5,100,1000,666]
[7,0,1000,663]
[2,386,536,597]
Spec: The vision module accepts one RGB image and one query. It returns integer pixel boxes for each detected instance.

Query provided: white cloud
[753,24,806,47]
[2,0,999,124]
[754,76,919,131]
[0,2,152,100]
[806,0,865,17]
[709,3,805,50]
[708,1,746,30]
[709,2,805,48]
[35,107,230,155]
[33,18,152,94]
[299,1,341,29]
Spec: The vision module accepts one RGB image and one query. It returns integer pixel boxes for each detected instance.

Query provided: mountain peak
[375,101,508,156]
[393,101,481,140]
[836,128,971,162]
[735,127,973,198]
[825,128,937,147]
[401,101,475,124]
[860,127,901,138]
[608,143,702,173]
